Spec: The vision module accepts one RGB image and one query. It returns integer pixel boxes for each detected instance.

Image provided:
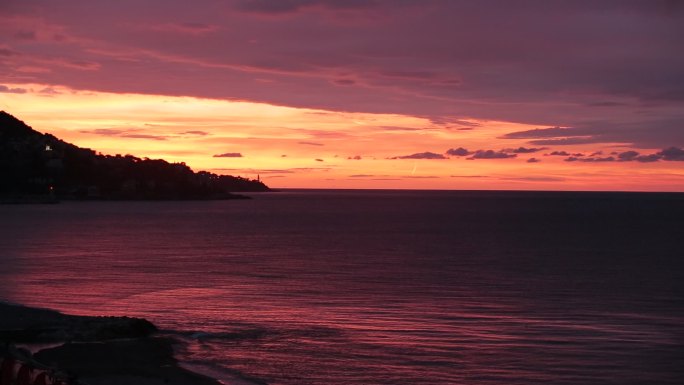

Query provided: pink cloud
[214,152,243,158]
[149,22,219,35]
[0,84,27,93]
[0,1,682,148]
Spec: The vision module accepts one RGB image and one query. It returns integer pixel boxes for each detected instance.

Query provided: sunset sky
[1,0,683,191]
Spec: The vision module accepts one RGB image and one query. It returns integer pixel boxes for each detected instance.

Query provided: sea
[1,190,683,385]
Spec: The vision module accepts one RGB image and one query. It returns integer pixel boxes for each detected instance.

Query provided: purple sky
[1,0,683,149]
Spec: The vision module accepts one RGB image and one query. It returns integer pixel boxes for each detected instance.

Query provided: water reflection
[1,192,683,384]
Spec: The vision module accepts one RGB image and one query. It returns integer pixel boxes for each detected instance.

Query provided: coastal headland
[0,111,269,203]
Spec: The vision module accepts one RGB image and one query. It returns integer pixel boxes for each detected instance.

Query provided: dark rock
[35,338,221,385]
[0,303,156,343]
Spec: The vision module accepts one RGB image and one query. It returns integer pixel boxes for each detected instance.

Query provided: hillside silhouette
[0,111,269,201]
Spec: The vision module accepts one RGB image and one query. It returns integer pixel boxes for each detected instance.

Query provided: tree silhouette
[0,111,269,201]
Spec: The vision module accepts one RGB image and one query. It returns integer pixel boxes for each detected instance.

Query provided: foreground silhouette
[0,111,269,202]
[0,302,221,385]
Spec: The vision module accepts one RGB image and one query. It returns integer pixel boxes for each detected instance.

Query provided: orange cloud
[1,83,682,191]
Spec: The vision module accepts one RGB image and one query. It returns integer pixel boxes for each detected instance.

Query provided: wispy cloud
[565,156,615,162]
[391,152,447,160]
[149,22,219,35]
[658,147,684,161]
[468,150,516,160]
[504,147,545,154]
[121,133,167,141]
[446,147,472,156]
[80,128,168,140]
[179,130,209,136]
[546,151,584,157]
[0,85,27,94]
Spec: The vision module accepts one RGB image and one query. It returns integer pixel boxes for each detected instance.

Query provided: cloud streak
[0,85,27,94]
[80,128,168,140]
[468,150,516,160]
[391,152,447,160]
[213,152,243,158]
[562,147,684,163]
[446,147,472,156]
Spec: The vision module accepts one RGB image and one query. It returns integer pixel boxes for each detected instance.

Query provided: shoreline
[0,301,223,385]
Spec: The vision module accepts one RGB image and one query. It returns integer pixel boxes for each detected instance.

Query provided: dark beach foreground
[0,302,222,385]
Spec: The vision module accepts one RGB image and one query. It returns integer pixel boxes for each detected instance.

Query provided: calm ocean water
[1,190,683,384]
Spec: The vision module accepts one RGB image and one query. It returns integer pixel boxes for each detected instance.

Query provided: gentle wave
[1,191,683,384]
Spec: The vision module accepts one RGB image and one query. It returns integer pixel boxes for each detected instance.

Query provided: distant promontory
[0,111,269,202]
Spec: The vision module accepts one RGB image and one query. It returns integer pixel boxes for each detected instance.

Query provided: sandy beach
[0,302,222,385]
